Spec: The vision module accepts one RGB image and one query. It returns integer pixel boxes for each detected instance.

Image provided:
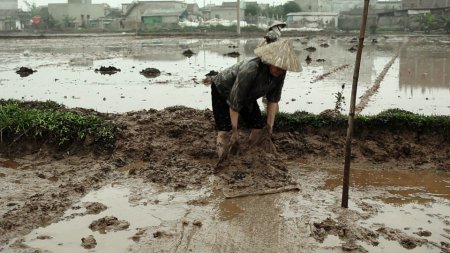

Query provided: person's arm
[266,102,278,134]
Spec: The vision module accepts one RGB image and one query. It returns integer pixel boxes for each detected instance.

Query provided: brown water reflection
[324,168,450,204]
[400,46,450,88]
[0,159,21,169]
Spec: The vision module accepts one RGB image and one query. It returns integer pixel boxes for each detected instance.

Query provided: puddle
[19,183,200,253]
[1,36,449,115]
[324,168,450,203]
[218,198,244,221]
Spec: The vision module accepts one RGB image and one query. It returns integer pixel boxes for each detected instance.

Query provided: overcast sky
[19,0,287,9]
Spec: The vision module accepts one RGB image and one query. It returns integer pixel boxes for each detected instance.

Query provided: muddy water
[0,36,449,115]
[19,182,207,253]
[12,165,450,253]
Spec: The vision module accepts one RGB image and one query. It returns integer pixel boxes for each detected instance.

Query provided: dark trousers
[211,83,264,131]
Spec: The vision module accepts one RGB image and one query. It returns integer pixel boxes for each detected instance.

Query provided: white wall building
[49,0,105,27]
[287,12,338,29]
[0,0,18,10]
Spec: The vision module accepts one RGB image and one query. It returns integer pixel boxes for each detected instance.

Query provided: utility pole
[237,0,241,35]
[341,0,370,208]
[135,2,139,36]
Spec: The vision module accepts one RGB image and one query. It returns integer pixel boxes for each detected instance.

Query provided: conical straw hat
[269,20,286,30]
[254,39,302,72]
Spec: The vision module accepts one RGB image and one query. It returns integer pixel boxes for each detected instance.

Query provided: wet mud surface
[0,106,449,252]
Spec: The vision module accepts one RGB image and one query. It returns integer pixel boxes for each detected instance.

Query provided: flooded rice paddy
[1,35,450,252]
[0,35,449,115]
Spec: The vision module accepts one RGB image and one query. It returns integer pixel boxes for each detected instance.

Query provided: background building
[402,0,450,9]
[122,1,187,28]
[0,0,17,9]
[0,0,20,31]
[48,0,105,27]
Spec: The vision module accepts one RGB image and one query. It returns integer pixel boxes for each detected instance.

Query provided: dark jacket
[213,57,285,112]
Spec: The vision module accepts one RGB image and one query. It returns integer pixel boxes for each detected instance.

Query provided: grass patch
[274,109,450,136]
[0,100,116,147]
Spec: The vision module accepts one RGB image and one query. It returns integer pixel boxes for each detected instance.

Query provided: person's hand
[229,129,239,155]
[251,125,277,154]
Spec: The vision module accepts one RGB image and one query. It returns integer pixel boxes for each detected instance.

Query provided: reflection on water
[400,45,450,89]
[324,168,450,204]
[0,36,449,115]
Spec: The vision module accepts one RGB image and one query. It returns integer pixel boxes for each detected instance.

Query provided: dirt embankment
[1,106,449,248]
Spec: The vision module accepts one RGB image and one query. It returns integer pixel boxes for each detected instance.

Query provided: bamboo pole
[341,0,370,208]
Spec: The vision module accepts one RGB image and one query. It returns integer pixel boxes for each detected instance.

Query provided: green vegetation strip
[0,100,116,147]
[275,109,450,136]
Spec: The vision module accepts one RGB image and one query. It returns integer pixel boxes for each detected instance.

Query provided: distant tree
[265,5,284,19]
[180,10,189,21]
[63,15,76,28]
[23,1,40,17]
[436,14,450,34]
[423,12,434,33]
[282,1,301,15]
[261,2,301,20]
[245,3,261,17]
[39,7,58,29]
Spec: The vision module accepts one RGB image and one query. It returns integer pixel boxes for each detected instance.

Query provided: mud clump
[348,46,358,53]
[81,235,97,249]
[15,67,36,77]
[224,51,240,57]
[311,217,379,246]
[182,49,195,57]
[376,226,427,249]
[95,66,121,75]
[305,47,317,52]
[89,216,130,233]
[140,68,161,78]
[215,142,299,198]
[305,55,312,64]
[84,202,107,215]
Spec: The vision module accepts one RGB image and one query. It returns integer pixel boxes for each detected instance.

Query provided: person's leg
[211,83,232,157]
[240,101,264,144]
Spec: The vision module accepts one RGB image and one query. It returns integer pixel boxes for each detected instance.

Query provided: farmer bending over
[257,20,287,48]
[211,39,302,159]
